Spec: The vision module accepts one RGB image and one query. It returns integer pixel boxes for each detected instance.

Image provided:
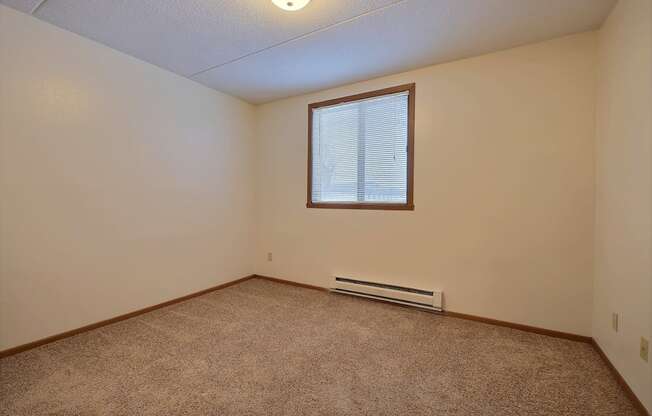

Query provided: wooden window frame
[307,83,415,211]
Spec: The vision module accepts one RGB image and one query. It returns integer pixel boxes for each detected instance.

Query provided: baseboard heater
[332,277,443,312]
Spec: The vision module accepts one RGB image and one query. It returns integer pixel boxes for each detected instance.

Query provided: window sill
[306,202,414,211]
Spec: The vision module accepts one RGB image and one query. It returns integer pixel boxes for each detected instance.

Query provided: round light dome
[272,0,311,12]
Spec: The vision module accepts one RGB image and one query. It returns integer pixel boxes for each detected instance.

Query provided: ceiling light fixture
[272,0,310,12]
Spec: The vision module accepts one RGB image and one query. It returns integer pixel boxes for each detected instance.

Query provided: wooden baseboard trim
[444,311,593,344]
[253,274,329,292]
[0,274,256,359]
[1,273,648,413]
[591,339,650,416]
[263,274,643,412]
[255,274,593,344]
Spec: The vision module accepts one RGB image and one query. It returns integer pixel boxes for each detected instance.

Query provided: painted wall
[0,5,257,350]
[593,0,652,411]
[255,33,598,336]
[6,10,649,412]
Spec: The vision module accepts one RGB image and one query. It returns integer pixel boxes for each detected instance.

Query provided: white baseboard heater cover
[332,277,443,311]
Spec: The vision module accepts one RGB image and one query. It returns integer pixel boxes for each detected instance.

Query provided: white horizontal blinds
[312,101,360,202]
[362,93,408,202]
[312,91,409,204]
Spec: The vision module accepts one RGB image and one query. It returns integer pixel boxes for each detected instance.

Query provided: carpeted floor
[0,278,641,415]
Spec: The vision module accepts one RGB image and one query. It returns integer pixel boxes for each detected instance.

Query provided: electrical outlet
[641,338,649,362]
[612,313,619,332]
[267,252,273,262]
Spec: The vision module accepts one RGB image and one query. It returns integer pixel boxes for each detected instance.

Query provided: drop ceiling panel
[194,0,615,103]
[0,0,42,13]
[1,0,615,103]
[26,0,398,76]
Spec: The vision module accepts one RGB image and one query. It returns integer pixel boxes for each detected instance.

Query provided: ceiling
[2,0,616,104]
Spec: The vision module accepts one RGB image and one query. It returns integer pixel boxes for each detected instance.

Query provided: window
[307,84,415,210]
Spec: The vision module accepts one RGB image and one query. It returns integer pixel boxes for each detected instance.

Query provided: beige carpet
[0,278,641,415]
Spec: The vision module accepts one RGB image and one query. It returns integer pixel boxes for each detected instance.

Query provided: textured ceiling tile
[0,0,43,13]
[30,0,399,76]
[3,0,616,103]
[194,0,616,103]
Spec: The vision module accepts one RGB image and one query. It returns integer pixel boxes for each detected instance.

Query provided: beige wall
[593,0,652,411]
[6,9,649,411]
[0,6,257,350]
[255,33,597,336]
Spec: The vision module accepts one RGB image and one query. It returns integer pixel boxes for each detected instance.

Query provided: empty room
[0,0,650,414]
